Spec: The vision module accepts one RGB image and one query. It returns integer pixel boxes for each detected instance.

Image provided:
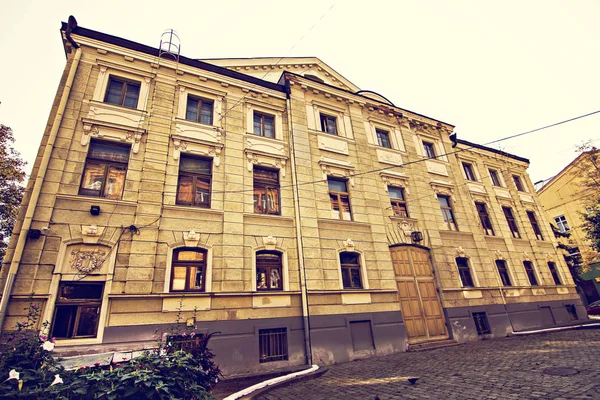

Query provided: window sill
[246,132,283,142]
[56,194,137,206]
[55,337,102,347]
[317,218,372,227]
[88,99,147,115]
[308,289,398,295]
[163,204,224,215]
[309,129,356,142]
[244,213,293,222]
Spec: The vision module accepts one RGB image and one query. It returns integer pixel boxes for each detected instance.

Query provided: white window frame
[554,215,571,233]
[164,245,213,293]
[307,101,352,139]
[252,249,289,291]
[337,249,369,290]
[246,101,284,141]
[176,85,224,125]
[92,63,152,111]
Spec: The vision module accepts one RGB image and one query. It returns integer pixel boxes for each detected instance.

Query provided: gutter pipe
[0,46,82,331]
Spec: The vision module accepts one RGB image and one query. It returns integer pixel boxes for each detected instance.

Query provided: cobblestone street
[257,329,600,400]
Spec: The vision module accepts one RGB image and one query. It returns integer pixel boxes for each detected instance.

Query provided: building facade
[537,151,600,304]
[0,21,587,376]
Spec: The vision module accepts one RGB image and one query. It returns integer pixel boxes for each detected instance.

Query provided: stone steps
[407,339,460,352]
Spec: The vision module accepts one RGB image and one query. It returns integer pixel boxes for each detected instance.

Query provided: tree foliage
[575,142,600,261]
[0,125,26,261]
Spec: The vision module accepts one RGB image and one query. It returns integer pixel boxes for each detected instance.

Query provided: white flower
[50,374,63,386]
[8,369,19,380]
[42,341,55,351]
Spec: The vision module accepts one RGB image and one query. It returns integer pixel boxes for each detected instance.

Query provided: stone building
[537,150,600,304]
[0,20,587,376]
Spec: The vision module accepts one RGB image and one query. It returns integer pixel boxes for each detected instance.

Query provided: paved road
[257,329,600,400]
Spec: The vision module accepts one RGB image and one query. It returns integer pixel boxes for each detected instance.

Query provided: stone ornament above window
[455,246,467,258]
[81,122,143,154]
[245,150,287,177]
[262,236,278,250]
[82,225,106,244]
[171,136,222,167]
[430,180,455,200]
[183,230,201,247]
[319,157,355,186]
[380,172,409,193]
[493,249,505,260]
[342,238,355,252]
[70,250,107,274]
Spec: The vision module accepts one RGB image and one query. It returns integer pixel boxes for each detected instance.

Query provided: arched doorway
[390,244,447,343]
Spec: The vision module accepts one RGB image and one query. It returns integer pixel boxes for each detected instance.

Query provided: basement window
[51,282,104,339]
[472,312,491,335]
[259,328,288,363]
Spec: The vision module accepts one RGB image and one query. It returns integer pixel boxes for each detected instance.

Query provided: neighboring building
[537,151,600,305]
[0,20,587,376]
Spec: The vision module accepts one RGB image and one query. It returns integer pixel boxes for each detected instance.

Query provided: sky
[1,0,599,184]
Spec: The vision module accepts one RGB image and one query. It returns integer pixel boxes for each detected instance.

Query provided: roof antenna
[65,15,79,49]
[159,29,180,61]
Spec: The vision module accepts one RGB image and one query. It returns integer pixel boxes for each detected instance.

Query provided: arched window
[340,252,362,289]
[170,248,207,292]
[256,251,283,291]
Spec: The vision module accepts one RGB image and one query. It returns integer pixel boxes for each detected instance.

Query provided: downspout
[0,46,82,332]
[285,77,313,365]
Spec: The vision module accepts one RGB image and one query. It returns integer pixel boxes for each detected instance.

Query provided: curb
[222,365,328,400]
[509,321,600,336]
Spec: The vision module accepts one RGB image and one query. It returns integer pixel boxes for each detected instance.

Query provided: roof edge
[456,139,530,164]
[60,22,286,93]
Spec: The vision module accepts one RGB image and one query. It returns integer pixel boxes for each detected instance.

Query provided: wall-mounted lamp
[90,205,101,216]
[28,229,42,239]
[411,231,423,242]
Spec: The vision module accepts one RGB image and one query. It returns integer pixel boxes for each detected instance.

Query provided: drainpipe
[0,46,82,332]
[285,78,313,365]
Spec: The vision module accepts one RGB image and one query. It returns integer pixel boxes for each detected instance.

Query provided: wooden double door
[390,245,447,343]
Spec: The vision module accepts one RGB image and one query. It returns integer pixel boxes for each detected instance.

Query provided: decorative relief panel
[518,193,535,203]
[493,187,511,199]
[245,151,287,177]
[171,135,223,167]
[70,250,107,274]
[317,134,349,155]
[380,171,409,193]
[467,182,486,194]
[319,157,355,186]
[86,102,147,131]
[376,148,403,166]
[246,135,285,157]
[430,180,454,200]
[425,159,449,176]
[174,120,223,144]
[81,121,144,154]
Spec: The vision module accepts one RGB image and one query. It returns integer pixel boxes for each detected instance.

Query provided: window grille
[259,328,288,363]
[472,312,491,335]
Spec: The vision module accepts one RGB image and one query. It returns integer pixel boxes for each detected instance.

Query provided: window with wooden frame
[104,76,140,109]
[423,141,436,159]
[51,282,104,339]
[523,261,538,286]
[176,156,212,208]
[340,252,363,289]
[462,162,476,181]
[456,257,474,287]
[259,328,288,363]
[256,251,283,291]
[253,111,275,138]
[502,206,521,238]
[376,128,392,148]
[495,259,512,286]
[547,262,562,285]
[513,175,525,191]
[320,113,337,135]
[79,140,130,200]
[554,215,570,233]
[526,211,544,240]
[185,95,214,125]
[388,186,408,217]
[170,248,207,292]
[328,178,352,221]
[489,169,501,186]
[475,202,495,236]
[253,167,280,215]
[438,195,457,230]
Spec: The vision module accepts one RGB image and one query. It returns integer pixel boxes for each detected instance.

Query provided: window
[502,206,521,239]
[388,186,408,217]
[328,178,352,221]
[176,156,212,208]
[523,261,538,286]
[489,169,501,186]
[376,129,392,148]
[472,312,491,335]
[51,282,104,339]
[565,304,578,320]
[423,141,436,159]
[340,252,362,289]
[456,257,474,287]
[438,195,457,230]
[104,77,140,108]
[320,114,337,135]
[253,112,275,138]
[554,216,570,233]
[495,260,512,286]
[526,211,544,240]
[170,248,207,292]
[185,96,213,125]
[547,262,562,285]
[463,162,476,181]
[513,175,525,191]
[79,140,130,199]
[259,328,288,363]
[256,251,283,291]
[253,167,280,215]
[475,202,495,236]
